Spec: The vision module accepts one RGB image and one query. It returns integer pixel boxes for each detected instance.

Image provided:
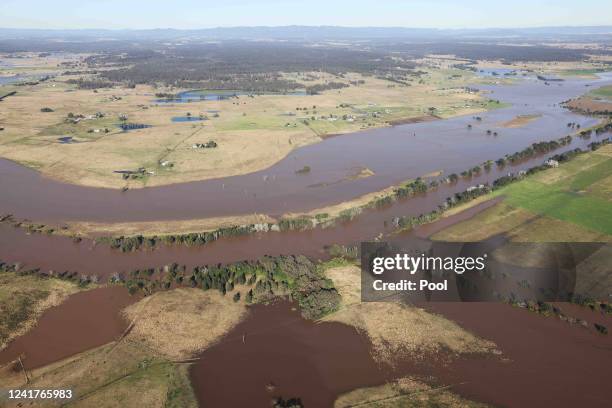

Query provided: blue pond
[57,136,77,144]
[0,75,23,85]
[477,68,527,77]
[156,89,306,104]
[171,116,208,123]
[118,123,152,131]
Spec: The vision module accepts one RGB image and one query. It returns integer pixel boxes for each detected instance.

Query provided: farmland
[433,145,612,242]
[0,51,504,189]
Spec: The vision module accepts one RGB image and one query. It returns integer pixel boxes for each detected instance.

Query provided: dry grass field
[66,213,275,238]
[122,288,248,360]
[500,114,542,128]
[323,265,497,365]
[335,376,489,408]
[0,341,198,408]
[1,53,502,189]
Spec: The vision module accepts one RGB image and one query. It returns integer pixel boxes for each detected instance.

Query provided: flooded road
[1,74,610,223]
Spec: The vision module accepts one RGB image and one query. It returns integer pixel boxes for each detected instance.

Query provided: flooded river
[1,73,611,407]
[0,124,608,280]
[1,74,611,224]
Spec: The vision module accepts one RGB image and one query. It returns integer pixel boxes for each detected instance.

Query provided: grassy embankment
[566,84,612,113]
[589,85,612,100]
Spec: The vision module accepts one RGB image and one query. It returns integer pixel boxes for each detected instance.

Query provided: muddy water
[0,126,609,281]
[1,75,610,223]
[1,73,611,406]
[190,302,436,407]
[426,302,612,408]
[190,301,612,408]
[0,286,135,370]
[1,206,610,407]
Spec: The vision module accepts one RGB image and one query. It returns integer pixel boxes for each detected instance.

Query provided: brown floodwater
[0,74,610,283]
[0,75,610,224]
[0,126,606,282]
[190,302,441,407]
[190,300,612,408]
[1,74,612,407]
[426,302,612,408]
[1,206,610,407]
[0,286,135,370]
[0,196,496,383]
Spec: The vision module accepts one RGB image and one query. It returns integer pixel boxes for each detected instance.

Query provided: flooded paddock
[190,299,612,408]
[0,286,135,369]
[190,302,431,407]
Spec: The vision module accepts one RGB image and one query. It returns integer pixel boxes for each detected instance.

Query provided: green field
[434,147,612,242]
[500,153,612,235]
[590,85,612,100]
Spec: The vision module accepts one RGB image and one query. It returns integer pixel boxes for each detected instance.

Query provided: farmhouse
[545,159,559,168]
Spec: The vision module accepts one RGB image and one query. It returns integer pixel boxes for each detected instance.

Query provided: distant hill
[0,25,611,41]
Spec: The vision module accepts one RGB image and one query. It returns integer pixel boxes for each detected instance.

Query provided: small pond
[118,123,152,131]
[171,116,208,122]
[477,68,528,77]
[57,136,77,144]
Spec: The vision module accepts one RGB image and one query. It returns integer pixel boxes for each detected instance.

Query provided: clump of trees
[390,134,612,232]
[500,136,572,165]
[272,397,303,408]
[66,78,116,89]
[393,178,428,198]
[278,216,313,231]
[193,140,217,149]
[295,165,311,174]
[305,82,349,95]
[120,255,340,320]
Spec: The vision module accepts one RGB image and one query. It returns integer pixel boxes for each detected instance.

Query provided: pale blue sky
[1,0,611,29]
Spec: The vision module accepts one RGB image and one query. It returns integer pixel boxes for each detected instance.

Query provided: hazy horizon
[1,24,612,31]
[1,0,611,30]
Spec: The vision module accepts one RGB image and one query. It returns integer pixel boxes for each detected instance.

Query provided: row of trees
[0,259,96,287]
[100,224,263,252]
[391,135,612,231]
